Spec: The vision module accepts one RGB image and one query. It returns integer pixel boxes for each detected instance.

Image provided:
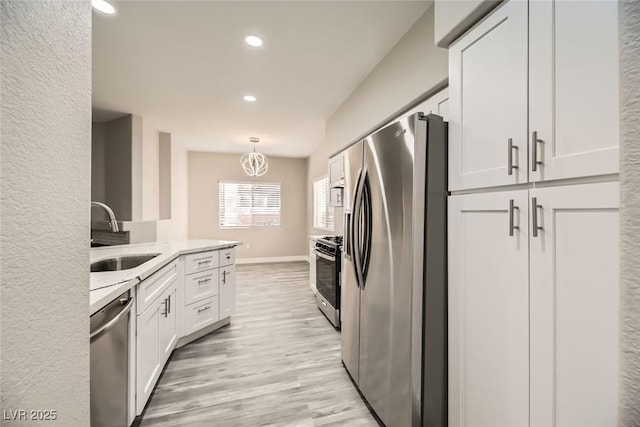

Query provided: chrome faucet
[91,201,120,232]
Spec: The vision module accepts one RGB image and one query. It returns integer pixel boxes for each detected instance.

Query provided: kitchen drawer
[185,250,219,275]
[137,259,178,315]
[219,247,235,267]
[184,269,219,305]
[183,296,219,336]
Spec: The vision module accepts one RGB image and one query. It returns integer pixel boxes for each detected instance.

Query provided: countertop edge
[90,240,242,315]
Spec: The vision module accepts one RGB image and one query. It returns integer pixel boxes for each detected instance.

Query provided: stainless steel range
[314,235,343,328]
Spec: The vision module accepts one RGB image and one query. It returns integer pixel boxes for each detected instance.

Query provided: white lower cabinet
[136,281,177,415]
[159,285,178,366]
[448,182,619,427]
[183,296,219,335]
[135,247,238,417]
[219,265,236,318]
[309,238,317,293]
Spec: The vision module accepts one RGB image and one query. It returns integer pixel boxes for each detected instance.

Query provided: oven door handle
[315,250,336,262]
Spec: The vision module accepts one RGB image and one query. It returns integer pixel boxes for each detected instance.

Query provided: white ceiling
[92,1,431,157]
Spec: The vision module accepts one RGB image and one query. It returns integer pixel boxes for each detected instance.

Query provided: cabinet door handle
[222,270,227,284]
[168,294,171,314]
[532,197,543,237]
[508,138,518,176]
[162,298,168,317]
[532,131,543,172]
[509,199,519,236]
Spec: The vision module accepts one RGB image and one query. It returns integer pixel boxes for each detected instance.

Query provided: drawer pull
[197,306,211,314]
[198,260,212,265]
[198,278,212,284]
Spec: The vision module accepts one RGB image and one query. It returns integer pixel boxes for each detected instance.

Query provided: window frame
[313,175,335,232]
[218,180,282,229]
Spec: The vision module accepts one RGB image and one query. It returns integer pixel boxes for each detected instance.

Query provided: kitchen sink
[91,254,160,272]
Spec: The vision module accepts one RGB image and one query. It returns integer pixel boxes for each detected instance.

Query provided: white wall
[91,122,106,203]
[620,1,640,424]
[156,135,189,241]
[189,152,308,259]
[158,132,172,220]
[0,1,91,425]
[91,122,107,222]
[104,115,134,220]
[433,0,501,47]
[141,117,160,221]
[307,5,448,235]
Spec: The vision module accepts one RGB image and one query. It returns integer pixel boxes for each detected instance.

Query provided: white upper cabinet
[448,0,528,191]
[529,182,619,427]
[449,0,619,191]
[529,0,619,181]
[448,190,530,427]
[328,153,344,188]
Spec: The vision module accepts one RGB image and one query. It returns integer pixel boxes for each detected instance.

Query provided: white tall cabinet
[448,191,529,427]
[447,1,620,426]
[529,182,619,427]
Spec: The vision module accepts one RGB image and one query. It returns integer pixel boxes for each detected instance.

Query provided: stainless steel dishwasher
[90,290,133,427]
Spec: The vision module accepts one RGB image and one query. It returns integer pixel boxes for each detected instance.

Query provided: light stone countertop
[90,239,241,315]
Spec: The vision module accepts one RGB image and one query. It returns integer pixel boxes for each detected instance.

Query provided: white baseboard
[236,255,309,265]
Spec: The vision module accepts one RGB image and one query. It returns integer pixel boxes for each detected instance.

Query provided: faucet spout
[91,201,120,232]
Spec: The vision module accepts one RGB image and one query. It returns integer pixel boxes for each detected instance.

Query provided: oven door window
[316,251,338,308]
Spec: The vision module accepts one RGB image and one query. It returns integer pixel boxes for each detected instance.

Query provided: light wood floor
[139,262,378,427]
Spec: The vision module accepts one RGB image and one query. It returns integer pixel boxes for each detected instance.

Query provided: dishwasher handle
[90,298,133,342]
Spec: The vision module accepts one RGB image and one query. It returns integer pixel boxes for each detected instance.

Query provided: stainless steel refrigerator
[341,113,447,427]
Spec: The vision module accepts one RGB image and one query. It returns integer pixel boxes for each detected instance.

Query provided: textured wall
[0,1,91,426]
[188,152,308,259]
[619,1,640,425]
[306,5,447,236]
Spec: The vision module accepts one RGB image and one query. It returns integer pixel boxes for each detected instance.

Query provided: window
[313,176,334,231]
[219,181,281,228]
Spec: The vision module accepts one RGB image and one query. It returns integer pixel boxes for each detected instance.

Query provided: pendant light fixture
[241,137,269,177]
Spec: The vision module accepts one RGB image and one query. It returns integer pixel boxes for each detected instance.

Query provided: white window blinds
[219,181,281,228]
[313,176,334,231]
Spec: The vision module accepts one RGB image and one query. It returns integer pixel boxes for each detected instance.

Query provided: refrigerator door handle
[344,212,352,261]
[352,168,366,289]
[360,172,372,286]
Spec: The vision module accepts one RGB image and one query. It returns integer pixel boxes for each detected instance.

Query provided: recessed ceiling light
[244,35,263,48]
[243,95,257,102]
[92,0,116,15]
